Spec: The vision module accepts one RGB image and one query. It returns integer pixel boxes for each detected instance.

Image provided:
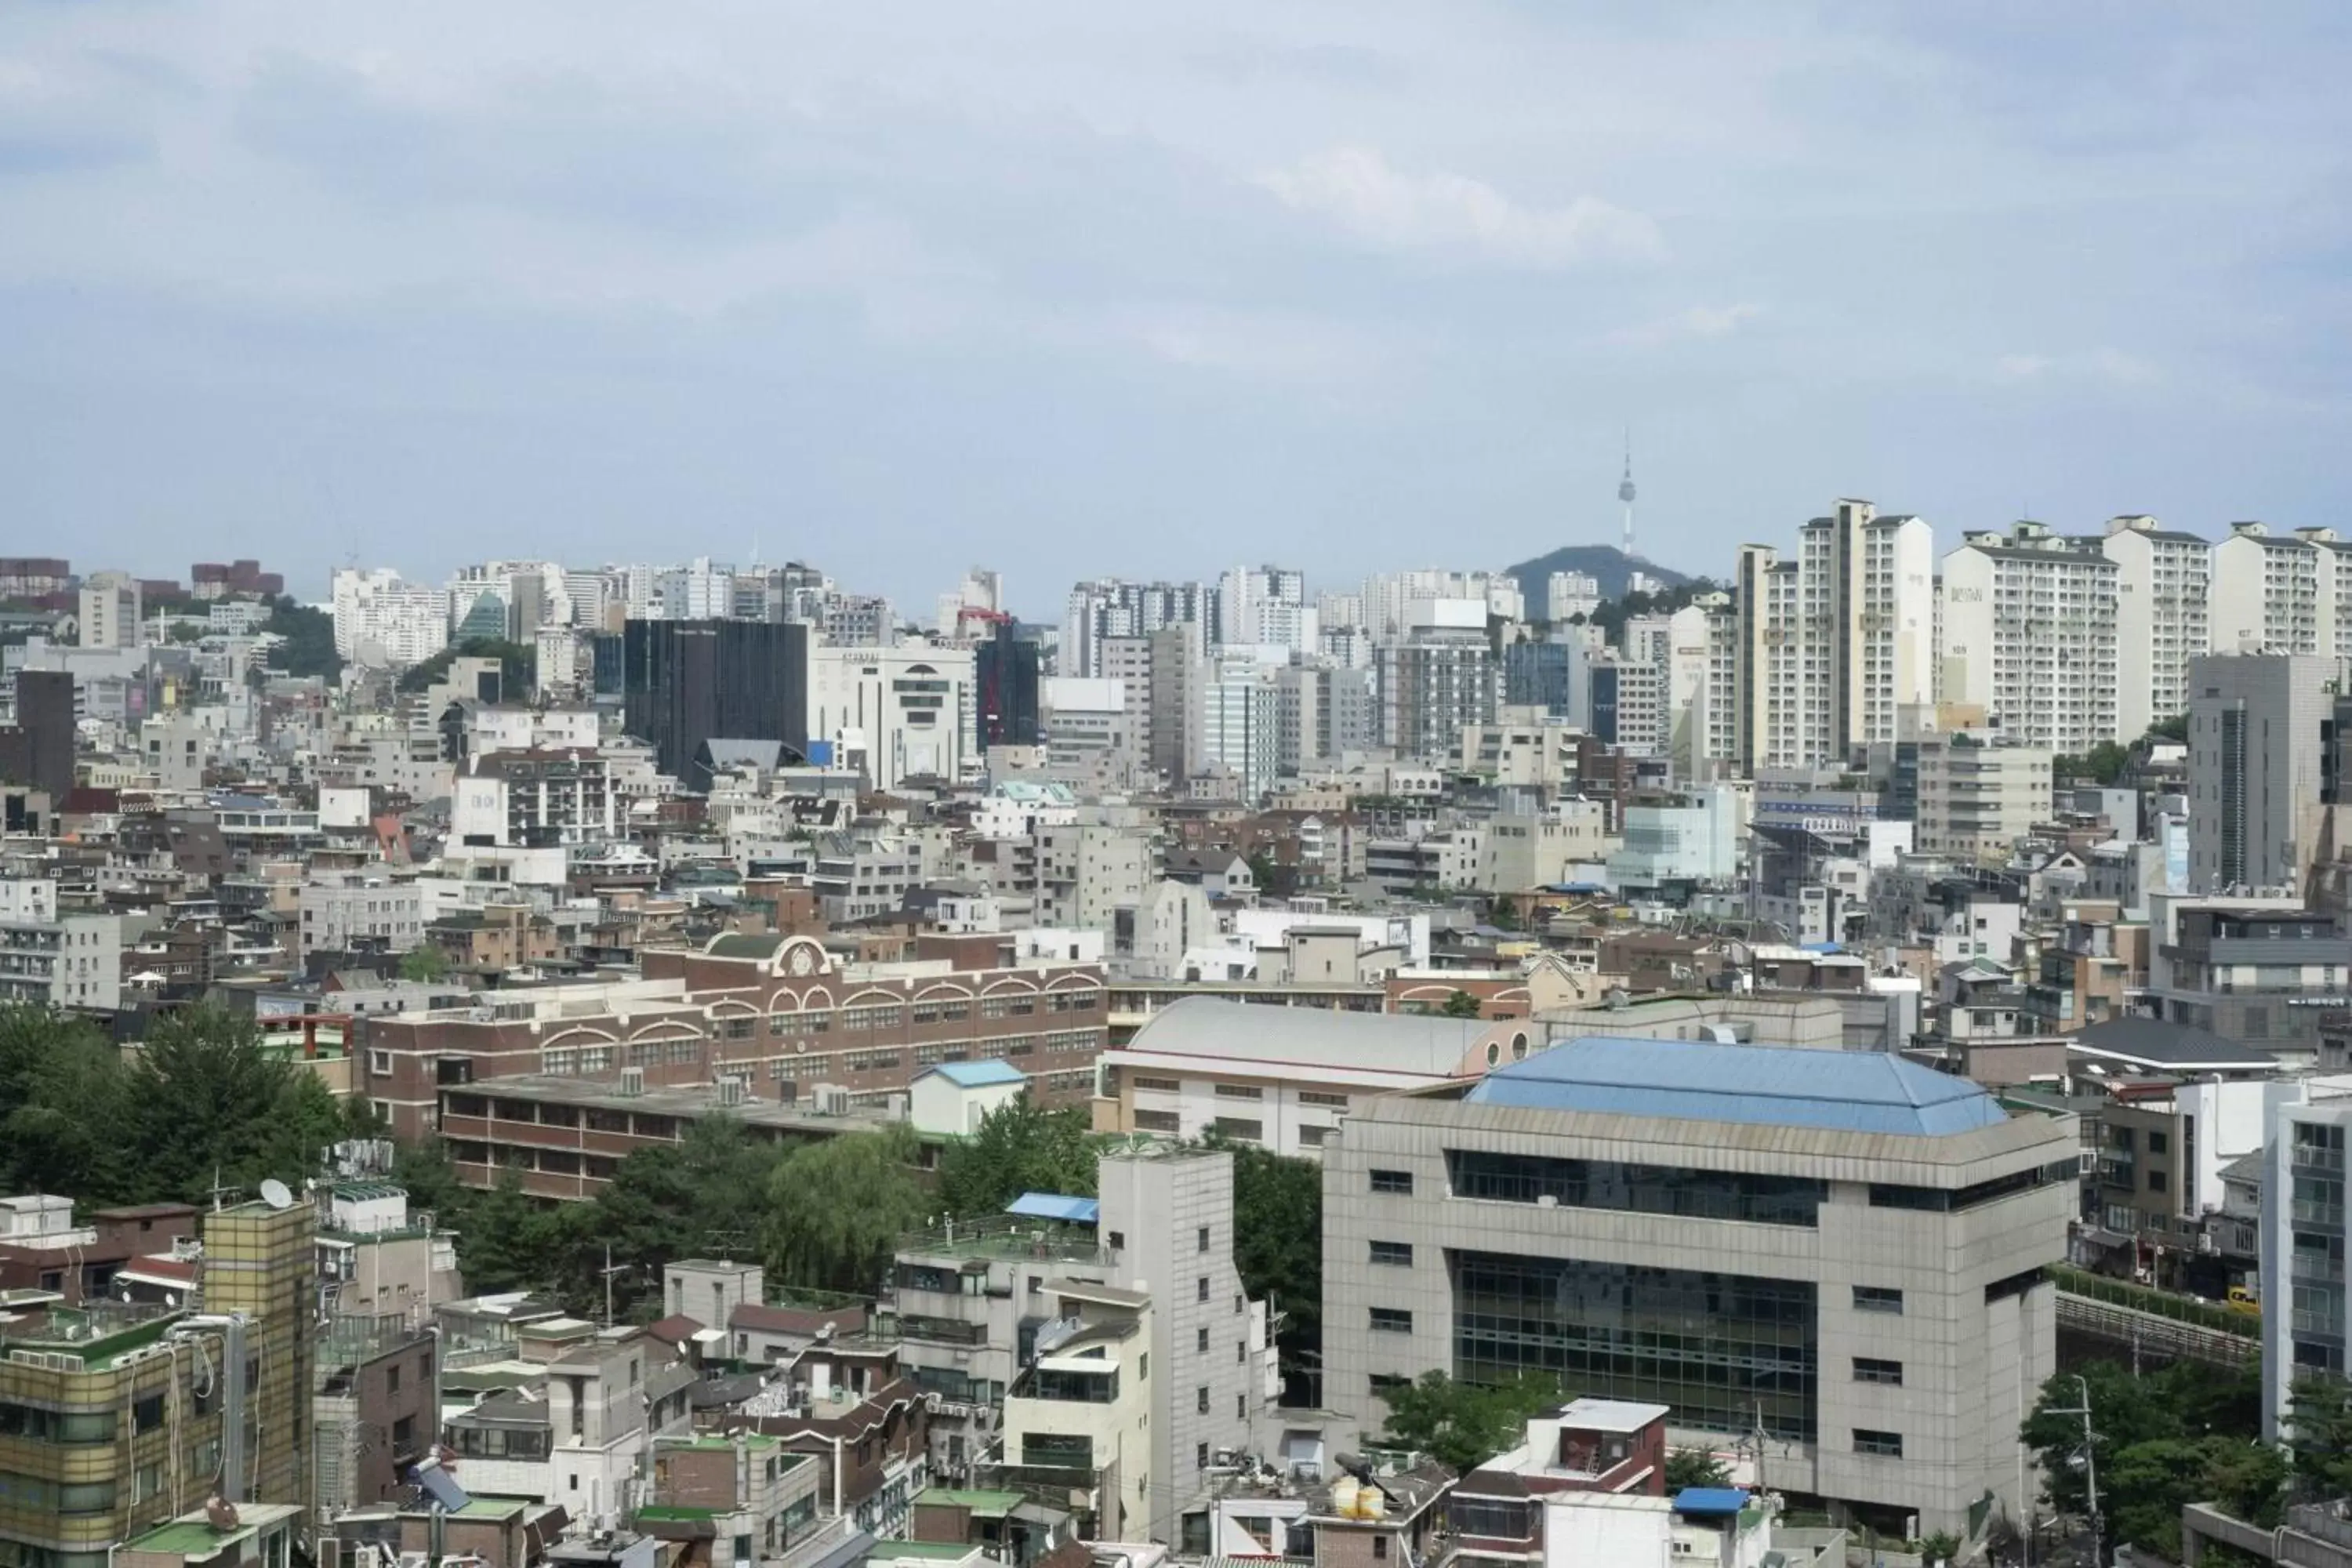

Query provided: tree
[1917,1530,1962,1566]
[2021,1360,2275,1556]
[460,1163,557,1295]
[1664,1448,1732,1491]
[1376,1370,1559,1474]
[765,1126,930,1295]
[2285,1377,2352,1497]
[397,637,536,697]
[937,1096,1101,1219]
[2055,740,2131,786]
[589,1116,783,1319]
[262,598,339,681]
[1441,989,1483,1019]
[399,944,451,984]
[2151,713,2189,742]
[1223,1138,1321,1356]
[122,1004,347,1205]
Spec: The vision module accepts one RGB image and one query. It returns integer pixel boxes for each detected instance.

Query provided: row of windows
[1446,1149,1826,1228]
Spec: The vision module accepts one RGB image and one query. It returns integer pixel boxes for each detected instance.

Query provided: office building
[1375,601,1495,762]
[1199,654,1281,800]
[622,619,810,787]
[1145,625,1200,785]
[808,644,973,791]
[975,622,1044,752]
[298,876,426,963]
[1911,737,2053,867]
[1939,522,2120,752]
[2262,1081,2352,1443]
[1730,500,1934,771]
[2186,653,2343,895]
[77,570,142,651]
[1063,580,1214,680]
[1324,1038,2073,1537]
[2101,515,2210,738]
[0,670,74,806]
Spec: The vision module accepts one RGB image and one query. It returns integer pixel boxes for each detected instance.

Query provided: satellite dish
[259,1179,296,1210]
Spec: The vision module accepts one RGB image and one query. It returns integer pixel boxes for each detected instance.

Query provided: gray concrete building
[2187,653,2344,896]
[2262,1080,2352,1443]
[1322,1037,2075,1538]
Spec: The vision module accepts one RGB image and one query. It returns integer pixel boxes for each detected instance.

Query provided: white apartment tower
[332,568,451,666]
[1730,499,1934,771]
[1938,522,2120,753]
[2209,522,2352,659]
[2101,516,2210,738]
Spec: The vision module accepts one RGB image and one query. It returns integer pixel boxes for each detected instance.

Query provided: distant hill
[1504,544,1698,607]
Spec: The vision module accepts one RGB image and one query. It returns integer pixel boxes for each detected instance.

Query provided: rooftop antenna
[1617,429,1638,558]
[600,1243,629,1329]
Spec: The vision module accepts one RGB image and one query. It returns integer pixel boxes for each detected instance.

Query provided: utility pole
[600,1244,628,1329]
[2045,1374,2100,1567]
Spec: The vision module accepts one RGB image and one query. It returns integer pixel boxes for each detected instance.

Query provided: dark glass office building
[975,622,1043,751]
[622,619,808,786]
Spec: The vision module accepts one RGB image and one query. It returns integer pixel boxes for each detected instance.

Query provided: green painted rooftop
[870,1543,979,1559]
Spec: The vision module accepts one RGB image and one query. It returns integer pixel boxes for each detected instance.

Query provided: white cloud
[1996,347,2158,386]
[1254,144,1664,268]
[1609,302,1763,347]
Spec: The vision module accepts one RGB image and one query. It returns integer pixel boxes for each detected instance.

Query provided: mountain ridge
[1503,543,1698,607]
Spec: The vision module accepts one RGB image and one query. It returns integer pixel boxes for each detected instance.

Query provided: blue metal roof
[920,1059,1029,1088]
[1672,1487,1749,1516]
[1007,1192,1100,1225]
[1465,1036,2009,1137]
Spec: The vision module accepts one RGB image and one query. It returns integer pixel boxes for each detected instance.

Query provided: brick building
[357,931,1107,1138]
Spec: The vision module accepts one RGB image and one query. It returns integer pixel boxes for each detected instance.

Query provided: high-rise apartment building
[2186,653,2347,895]
[1217,565,1313,652]
[2209,522,2352,657]
[1063,580,1214,679]
[1912,737,2055,866]
[1728,500,1933,772]
[1938,523,2120,753]
[1145,625,1200,786]
[332,568,449,666]
[2101,515,2210,738]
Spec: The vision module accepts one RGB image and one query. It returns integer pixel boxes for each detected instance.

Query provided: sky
[4,2,2350,615]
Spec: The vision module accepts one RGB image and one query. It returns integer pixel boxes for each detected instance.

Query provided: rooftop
[1464,1036,2011,1137]
[1555,1397,1670,1434]
[915,1489,1026,1517]
[1120,995,1487,1077]
[920,1059,1028,1089]
[2071,1017,2280,1073]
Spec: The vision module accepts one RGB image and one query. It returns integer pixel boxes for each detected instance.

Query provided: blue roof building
[1323,1033,2078,1544]
[1465,1036,2012,1137]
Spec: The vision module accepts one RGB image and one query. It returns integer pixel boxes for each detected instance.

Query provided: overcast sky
[5,2,2348,614]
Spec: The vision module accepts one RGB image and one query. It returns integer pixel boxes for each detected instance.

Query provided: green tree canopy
[123,1004,351,1205]
[1220,1138,1321,1356]
[1664,1449,1732,1491]
[1376,1370,1560,1474]
[938,1095,1101,1219]
[2055,740,2131,786]
[399,944,451,983]
[2021,1360,2270,1555]
[2285,1376,2352,1498]
[765,1125,931,1295]
[397,637,536,697]
[262,598,339,681]
[1441,989,1483,1019]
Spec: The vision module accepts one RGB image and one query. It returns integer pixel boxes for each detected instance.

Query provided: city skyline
[6,4,2350,604]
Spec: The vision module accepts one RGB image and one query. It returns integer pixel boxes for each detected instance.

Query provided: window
[1211,1116,1263,1142]
[1370,1169,1414,1196]
[1370,1240,1414,1267]
[1197,1387,1210,1414]
[1198,1277,1210,1302]
[1215,1083,1265,1100]
[1198,1442,1210,1469]
[1372,1537,1389,1561]
[2149,1169,2169,1194]
[1853,1286,1904,1315]
[1199,1227,1211,1252]
[1854,1428,1904,1458]
[1450,1148,1823,1227]
[1238,1392,1247,1420]
[1238,1340,1247,1364]
[1108,1230,1126,1250]
[1133,1075,1181,1092]
[1853,1358,1904,1386]
[2148,1131,2170,1156]
[1370,1308,1413,1334]
[1299,1091,1350,1109]
[1197,1326,1210,1353]
[1134,1110,1181,1133]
